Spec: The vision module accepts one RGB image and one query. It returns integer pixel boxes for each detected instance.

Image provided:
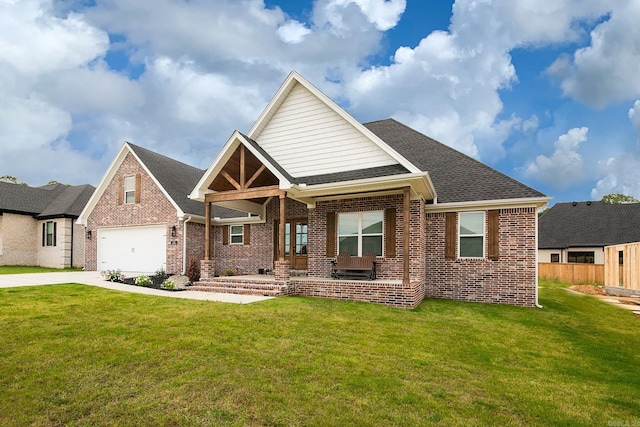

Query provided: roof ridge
[126,142,205,173]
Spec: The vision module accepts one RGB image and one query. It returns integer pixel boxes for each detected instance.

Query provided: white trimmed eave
[247,71,421,175]
[189,131,292,202]
[425,196,552,213]
[77,142,187,225]
[287,172,436,207]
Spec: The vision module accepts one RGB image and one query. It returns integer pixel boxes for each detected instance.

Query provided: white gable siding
[256,83,398,178]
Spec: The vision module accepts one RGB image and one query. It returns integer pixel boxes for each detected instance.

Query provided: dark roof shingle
[539,201,640,248]
[363,119,546,203]
[0,182,95,218]
[127,143,241,219]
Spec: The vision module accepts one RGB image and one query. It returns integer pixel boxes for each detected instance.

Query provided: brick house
[186,72,550,308]
[0,181,94,268]
[76,142,243,274]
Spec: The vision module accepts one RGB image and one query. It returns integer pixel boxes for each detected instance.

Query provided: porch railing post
[279,192,286,261]
[204,201,211,260]
[403,187,410,284]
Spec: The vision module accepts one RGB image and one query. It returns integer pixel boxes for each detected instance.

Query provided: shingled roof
[539,201,640,249]
[127,143,241,219]
[0,182,95,219]
[363,119,545,203]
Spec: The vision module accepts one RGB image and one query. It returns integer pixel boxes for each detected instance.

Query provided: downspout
[535,210,543,308]
[69,218,73,269]
[181,216,192,275]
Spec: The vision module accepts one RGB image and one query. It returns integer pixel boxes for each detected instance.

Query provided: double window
[338,211,383,256]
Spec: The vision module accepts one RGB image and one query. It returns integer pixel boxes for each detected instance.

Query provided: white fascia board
[189,131,292,202]
[247,71,420,174]
[235,133,292,188]
[127,143,185,217]
[77,143,129,225]
[289,172,436,201]
[425,196,552,213]
[189,132,241,201]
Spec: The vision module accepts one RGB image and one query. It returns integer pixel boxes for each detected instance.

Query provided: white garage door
[97,226,166,273]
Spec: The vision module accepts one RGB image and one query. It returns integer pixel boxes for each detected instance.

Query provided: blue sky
[2,0,640,206]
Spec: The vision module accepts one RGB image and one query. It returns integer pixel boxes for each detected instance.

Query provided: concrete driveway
[0,271,272,304]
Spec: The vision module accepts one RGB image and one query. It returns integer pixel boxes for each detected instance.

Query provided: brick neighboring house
[185,71,550,308]
[0,181,94,268]
[539,201,640,264]
[76,143,243,274]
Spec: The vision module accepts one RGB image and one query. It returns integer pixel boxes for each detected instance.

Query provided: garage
[97,226,167,273]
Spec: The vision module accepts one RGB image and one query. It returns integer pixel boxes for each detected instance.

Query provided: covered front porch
[188,131,434,308]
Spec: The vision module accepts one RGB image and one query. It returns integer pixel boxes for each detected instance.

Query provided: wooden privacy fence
[604,242,640,291]
[538,262,604,284]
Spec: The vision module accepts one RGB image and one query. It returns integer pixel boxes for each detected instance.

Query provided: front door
[275,219,308,269]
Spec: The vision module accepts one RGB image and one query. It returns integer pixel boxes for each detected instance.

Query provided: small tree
[601,193,639,204]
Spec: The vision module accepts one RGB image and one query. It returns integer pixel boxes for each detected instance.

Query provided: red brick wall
[308,194,411,280]
[85,152,181,273]
[210,198,308,276]
[424,207,538,307]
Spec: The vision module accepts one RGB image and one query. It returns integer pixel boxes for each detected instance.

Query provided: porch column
[403,187,410,285]
[204,201,211,260]
[275,191,291,283]
[279,193,286,261]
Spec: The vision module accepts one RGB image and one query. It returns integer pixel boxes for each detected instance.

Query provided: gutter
[535,209,543,308]
[181,216,192,275]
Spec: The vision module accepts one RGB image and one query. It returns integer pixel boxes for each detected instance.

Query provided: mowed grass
[0,265,82,274]
[0,281,638,426]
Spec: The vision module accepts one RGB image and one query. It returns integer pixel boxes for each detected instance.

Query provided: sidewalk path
[0,271,272,304]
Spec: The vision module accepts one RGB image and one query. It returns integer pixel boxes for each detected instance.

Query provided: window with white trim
[338,211,383,256]
[459,211,484,258]
[230,225,243,244]
[123,176,136,204]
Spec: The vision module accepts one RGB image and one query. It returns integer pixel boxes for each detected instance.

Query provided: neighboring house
[76,143,243,274]
[184,71,550,308]
[539,201,640,265]
[0,181,95,268]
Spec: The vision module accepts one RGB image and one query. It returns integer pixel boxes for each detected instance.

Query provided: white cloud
[0,0,108,75]
[522,115,540,133]
[323,0,406,31]
[525,127,588,187]
[629,100,640,133]
[547,1,640,107]
[590,100,640,199]
[591,156,640,200]
[277,20,311,43]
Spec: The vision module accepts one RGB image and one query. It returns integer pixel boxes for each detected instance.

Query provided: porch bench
[331,253,377,280]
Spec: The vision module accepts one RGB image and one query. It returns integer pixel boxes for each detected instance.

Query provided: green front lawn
[0,265,82,274]
[0,281,638,426]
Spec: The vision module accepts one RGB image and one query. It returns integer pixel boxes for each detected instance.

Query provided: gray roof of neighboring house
[127,143,241,219]
[539,201,640,249]
[363,119,546,203]
[0,182,95,219]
